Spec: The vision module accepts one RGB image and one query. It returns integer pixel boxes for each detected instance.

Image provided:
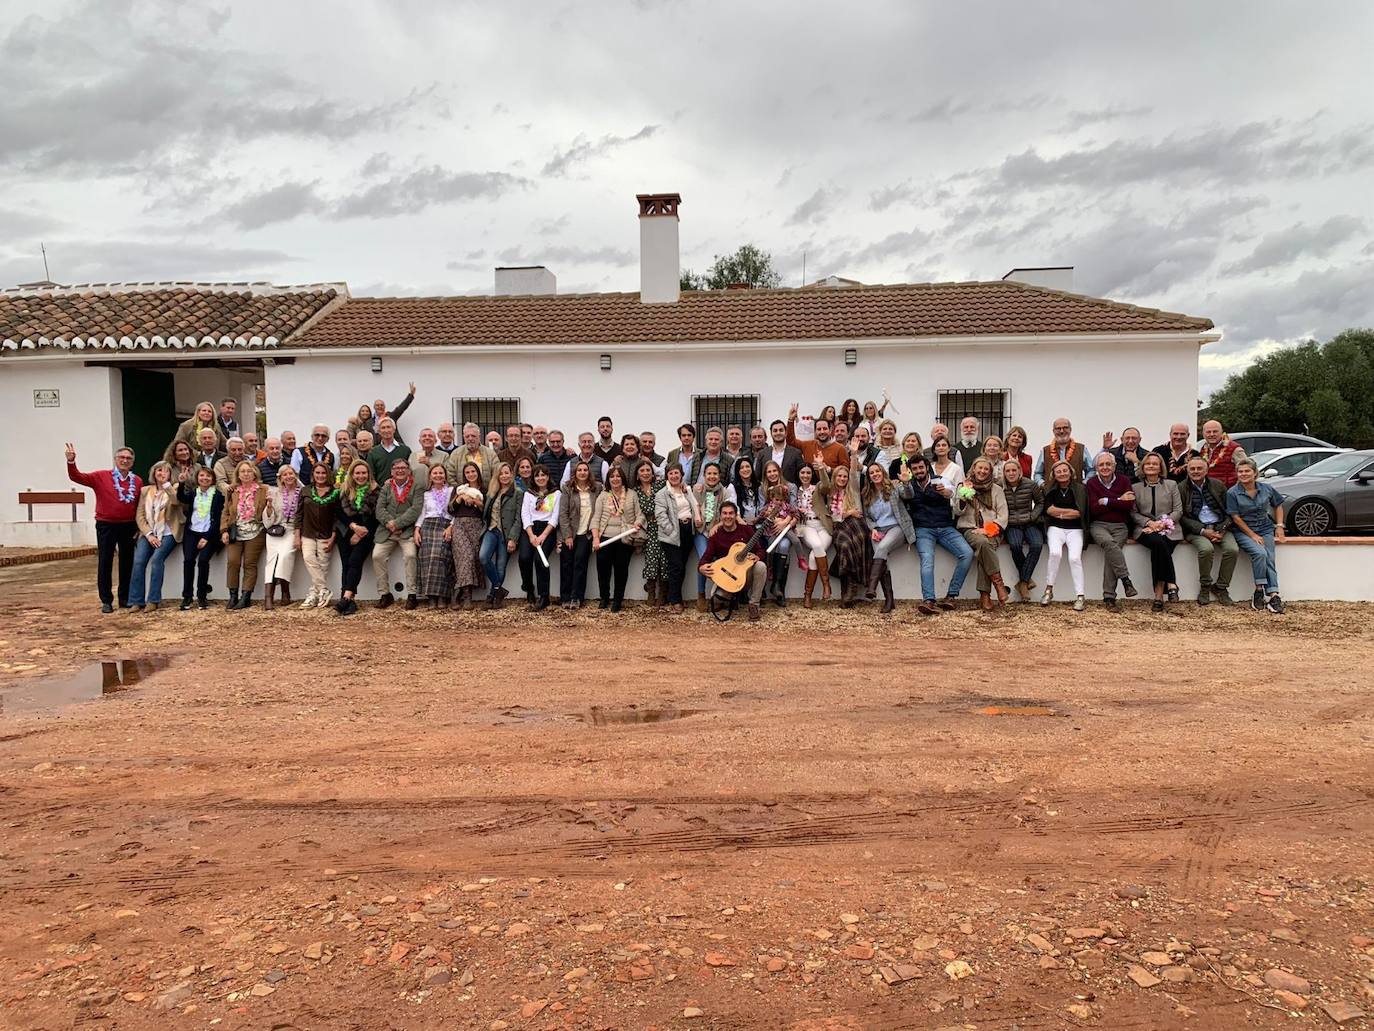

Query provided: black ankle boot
[238,591,253,609]
[227,588,239,609]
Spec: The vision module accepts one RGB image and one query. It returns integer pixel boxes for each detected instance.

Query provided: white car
[1249,447,1348,478]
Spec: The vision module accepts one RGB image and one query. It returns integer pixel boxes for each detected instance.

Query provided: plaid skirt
[417,517,453,598]
[831,515,872,583]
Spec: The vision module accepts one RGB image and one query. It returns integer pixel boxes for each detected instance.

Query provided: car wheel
[1289,499,1334,536]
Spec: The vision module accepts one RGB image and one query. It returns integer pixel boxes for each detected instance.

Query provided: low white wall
[184,538,1373,605]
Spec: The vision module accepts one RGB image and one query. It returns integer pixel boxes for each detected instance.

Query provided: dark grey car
[1272,449,1374,536]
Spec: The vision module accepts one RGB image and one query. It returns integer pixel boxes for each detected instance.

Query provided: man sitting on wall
[698,501,767,622]
[1154,423,1200,482]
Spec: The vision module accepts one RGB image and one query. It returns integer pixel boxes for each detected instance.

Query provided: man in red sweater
[698,501,767,621]
[1085,451,1138,609]
[65,443,142,613]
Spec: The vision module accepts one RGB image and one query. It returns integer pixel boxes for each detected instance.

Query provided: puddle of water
[583,705,702,726]
[976,705,1058,717]
[0,657,171,715]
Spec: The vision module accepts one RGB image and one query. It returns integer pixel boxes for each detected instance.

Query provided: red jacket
[67,463,142,522]
[1200,439,1241,487]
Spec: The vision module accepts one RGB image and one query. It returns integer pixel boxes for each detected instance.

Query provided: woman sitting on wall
[954,457,1010,611]
[1131,451,1184,612]
[129,461,183,612]
[1227,457,1287,614]
[1040,459,1088,610]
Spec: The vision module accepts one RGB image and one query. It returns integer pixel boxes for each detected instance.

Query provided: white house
[42,190,1374,604]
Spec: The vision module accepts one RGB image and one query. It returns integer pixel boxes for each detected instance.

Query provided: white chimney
[637,192,681,304]
[494,265,557,296]
[1002,266,1074,292]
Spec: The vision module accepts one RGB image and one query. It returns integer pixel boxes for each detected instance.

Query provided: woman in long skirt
[415,464,455,607]
[262,464,303,610]
[448,461,487,609]
[820,461,871,607]
[632,461,665,607]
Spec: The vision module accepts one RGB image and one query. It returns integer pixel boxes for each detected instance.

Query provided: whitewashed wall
[0,361,119,538]
[263,337,1201,453]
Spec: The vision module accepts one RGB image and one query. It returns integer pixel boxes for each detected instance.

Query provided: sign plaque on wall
[33,389,61,408]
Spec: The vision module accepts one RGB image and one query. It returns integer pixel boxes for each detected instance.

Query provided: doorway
[120,368,178,478]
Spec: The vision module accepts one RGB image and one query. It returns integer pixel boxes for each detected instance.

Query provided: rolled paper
[535,544,549,568]
[599,527,634,547]
[765,520,795,553]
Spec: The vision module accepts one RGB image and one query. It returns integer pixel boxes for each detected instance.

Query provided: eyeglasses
[312,433,328,438]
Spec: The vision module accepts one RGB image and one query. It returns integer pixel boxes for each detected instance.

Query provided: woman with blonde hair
[592,464,642,611]
[129,460,184,611]
[221,460,268,609]
[262,462,303,610]
[819,459,868,607]
[334,460,379,615]
[873,419,902,468]
[298,461,340,609]
[861,462,913,613]
[447,460,487,609]
[1002,458,1044,602]
[954,456,1009,610]
[981,435,1005,483]
[654,464,701,613]
[165,400,225,461]
[1131,451,1184,611]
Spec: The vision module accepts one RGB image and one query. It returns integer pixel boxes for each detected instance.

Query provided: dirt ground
[1,558,1371,1031]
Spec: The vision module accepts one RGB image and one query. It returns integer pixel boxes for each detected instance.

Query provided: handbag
[266,524,287,537]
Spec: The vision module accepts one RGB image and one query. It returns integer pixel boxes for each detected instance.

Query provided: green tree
[680,244,782,291]
[1206,328,1374,447]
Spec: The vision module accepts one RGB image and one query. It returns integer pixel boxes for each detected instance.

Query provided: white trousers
[1044,526,1084,594]
[797,518,832,559]
[301,537,333,594]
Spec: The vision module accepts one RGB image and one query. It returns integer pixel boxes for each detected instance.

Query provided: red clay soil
[0,557,1371,1030]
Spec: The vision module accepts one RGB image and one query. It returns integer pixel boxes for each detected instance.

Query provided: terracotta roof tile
[293,280,1212,350]
[0,282,343,353]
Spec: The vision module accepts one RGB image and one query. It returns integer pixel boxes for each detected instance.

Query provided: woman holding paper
[591,464,641,611]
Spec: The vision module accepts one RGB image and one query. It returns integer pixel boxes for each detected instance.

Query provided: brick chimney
[637,192,681,304]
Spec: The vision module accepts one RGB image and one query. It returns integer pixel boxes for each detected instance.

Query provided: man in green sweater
[366,417,413,485]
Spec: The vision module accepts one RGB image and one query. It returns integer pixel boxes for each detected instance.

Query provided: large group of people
[64,389,1291,620]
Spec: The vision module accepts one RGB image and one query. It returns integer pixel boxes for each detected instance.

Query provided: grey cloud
[494,244,634,267]
[868,180,912,212]
[1059,104,1152,131]
[991,121,1374,192]
[0,205,59,238]
[223,181,325,230]
[1221,215,1365,275]
[333,167,529,219]
[787,187,841,226]
[0,238,298,288]
[541,124,660,177]
[1205,260,1374,354]
[906,94,1054,124]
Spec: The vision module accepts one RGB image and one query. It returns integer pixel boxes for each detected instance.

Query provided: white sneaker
[1040,587,1053,606]
[316,588,332,609]
[300,589,318,609]
[1073,595,1085,612]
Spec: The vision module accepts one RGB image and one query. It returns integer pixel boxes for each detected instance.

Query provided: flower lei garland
[112,468,137,504]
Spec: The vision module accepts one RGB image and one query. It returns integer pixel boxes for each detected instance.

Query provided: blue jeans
[1237,530,1279,591]
[479,528,511,595]
[914,526,974,601]
[694,531,709,595]
[1005,524,1044,583]
[128,532,178,606]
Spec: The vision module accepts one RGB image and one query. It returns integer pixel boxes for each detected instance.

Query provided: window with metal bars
[453,397,521,438]
[937,389,1011,440]
[691,394,760,437]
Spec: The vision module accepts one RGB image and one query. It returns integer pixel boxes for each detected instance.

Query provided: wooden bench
[17,490,85,522]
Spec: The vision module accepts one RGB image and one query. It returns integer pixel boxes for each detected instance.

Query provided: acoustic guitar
[705,501,781,593]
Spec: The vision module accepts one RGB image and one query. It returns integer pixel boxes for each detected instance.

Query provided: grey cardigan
[1130,478,1184,540]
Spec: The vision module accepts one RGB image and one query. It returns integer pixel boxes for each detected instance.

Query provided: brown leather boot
[644,580,658,608]
[696,590,708,613]
[803,569,818,608]
[980,591,994,611]
[991,572,1010,607]
[816,556,832,601]
[652,580,665,608]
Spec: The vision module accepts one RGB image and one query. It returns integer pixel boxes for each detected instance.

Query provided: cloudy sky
[2,1,1371,393]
